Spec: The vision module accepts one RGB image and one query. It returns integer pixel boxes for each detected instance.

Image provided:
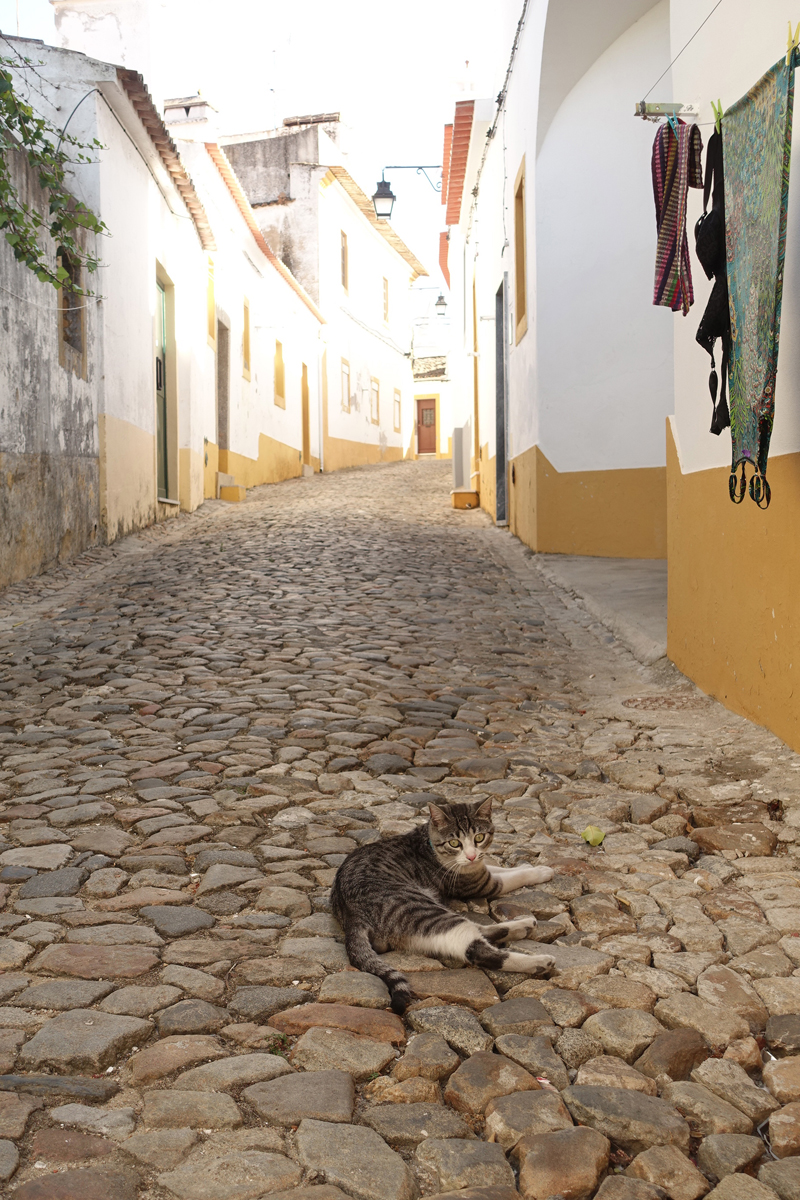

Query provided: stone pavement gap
[0,459,799,1199]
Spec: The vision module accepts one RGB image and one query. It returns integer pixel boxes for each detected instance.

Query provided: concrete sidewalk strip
[533,554,668,666]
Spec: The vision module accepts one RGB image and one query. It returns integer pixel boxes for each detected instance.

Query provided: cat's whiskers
[441,859,469,889]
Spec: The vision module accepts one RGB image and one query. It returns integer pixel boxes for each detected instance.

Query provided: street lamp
[371,165,442,219]
[434,292,447,316]
[372,176,396,219]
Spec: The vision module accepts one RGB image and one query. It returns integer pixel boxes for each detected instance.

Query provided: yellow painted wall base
[509,443,667,558]
[480,447,497,523]
[204,434,308,499]
[98,413,156,543]
[220,484,246,502]
[452,490,479,509]
[323,435,403,473]
[667,419,800,752]
[180,447,204,513]
[203,441,219,501]
[0,449,99,589]
[156,500,180,522]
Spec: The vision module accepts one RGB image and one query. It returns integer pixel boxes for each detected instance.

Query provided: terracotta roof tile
[439,231,450,288]
[413,355,447,380]
[445,100,475,227]
[324,166,428,280]
[116,69,215,252]
[441,123,453,207]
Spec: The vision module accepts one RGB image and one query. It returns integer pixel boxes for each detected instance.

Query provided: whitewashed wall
[535,0,673,473]
[320,182,416,455]
[179,141,323,468]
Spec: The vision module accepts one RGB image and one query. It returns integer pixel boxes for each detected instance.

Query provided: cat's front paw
[526,865,554,885]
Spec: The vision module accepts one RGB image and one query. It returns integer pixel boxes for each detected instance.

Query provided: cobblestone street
[2,460,800,1199]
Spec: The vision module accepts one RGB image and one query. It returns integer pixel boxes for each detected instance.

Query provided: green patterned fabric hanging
[724,54,795,509]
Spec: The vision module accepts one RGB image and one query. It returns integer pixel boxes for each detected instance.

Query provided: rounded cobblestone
[0,461,798,1198]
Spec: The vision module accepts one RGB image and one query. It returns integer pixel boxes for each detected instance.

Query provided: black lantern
[372,177,396,219]
[434,292,447,316]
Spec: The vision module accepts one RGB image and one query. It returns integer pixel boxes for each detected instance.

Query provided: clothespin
[711,100,723,134]
[667,112,679,137]
[787,20,800,66]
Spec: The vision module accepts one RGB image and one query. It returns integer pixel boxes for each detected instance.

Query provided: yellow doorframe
[471,274,480,492]
[155,261,179,506]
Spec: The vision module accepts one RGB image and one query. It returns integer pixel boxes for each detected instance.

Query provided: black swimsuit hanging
[694,124,731,437]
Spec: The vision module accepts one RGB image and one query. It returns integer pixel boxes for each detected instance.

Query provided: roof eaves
[205,143,325,324]
[439,231,450,288]
[324,165,428,280]
[441,124,453,208]
[445,100,475,227]
[116,68,216,252]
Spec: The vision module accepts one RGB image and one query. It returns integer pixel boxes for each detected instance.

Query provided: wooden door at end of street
[417,397,436,454]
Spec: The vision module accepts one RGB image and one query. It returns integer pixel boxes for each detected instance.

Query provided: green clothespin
[788,20,800,66]
[711,100,723,135]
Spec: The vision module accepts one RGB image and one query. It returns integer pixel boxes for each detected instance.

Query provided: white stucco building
[0,25,323,589]
[443,2,673,552]
[442,0,800,753]
[1,0,431,590]
[222,119,427,470]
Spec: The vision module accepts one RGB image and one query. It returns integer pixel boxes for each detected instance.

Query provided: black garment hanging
[694,129,731,435]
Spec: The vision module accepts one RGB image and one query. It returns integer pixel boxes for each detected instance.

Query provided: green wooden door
[156,283,168,500]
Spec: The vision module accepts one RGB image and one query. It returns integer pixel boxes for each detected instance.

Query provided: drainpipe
[317,326,325,472]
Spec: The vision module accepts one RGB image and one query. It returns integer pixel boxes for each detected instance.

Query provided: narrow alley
[0,462,798,1198]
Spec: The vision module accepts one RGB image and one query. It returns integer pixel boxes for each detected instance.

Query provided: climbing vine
[0,47,106,291]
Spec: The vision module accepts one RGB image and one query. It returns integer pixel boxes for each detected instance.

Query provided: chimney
[50,0,166,109]
[163,94,219,142]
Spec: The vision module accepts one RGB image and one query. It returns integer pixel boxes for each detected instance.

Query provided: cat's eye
[448,839,460,848]
[474,833,485,843]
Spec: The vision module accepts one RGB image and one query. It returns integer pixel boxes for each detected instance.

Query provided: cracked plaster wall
[0,148,101,589]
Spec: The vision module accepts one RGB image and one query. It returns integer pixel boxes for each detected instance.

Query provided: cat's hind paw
[489,914,539,944]
[506,915,538,940]
[503,950,556,975]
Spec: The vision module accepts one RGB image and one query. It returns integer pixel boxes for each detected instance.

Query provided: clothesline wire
[642,0,726,101]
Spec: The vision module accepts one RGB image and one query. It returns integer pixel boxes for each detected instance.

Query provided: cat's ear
[474,797,493,821]
[428,803,449,830]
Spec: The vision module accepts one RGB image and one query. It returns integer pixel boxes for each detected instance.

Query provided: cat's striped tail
[344,925,413,1015]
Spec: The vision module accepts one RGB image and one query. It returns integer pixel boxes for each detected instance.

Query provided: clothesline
[641,0,726,102]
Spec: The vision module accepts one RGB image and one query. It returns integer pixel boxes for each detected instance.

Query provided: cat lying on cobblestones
[331,797,556,1014]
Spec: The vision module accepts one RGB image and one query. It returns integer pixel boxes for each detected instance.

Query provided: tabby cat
[330,797,555,1014]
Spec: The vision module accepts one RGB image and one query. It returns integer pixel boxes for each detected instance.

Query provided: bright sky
[3,0,517,348]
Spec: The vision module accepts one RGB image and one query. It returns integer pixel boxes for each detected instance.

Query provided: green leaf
[581,825,606,846]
